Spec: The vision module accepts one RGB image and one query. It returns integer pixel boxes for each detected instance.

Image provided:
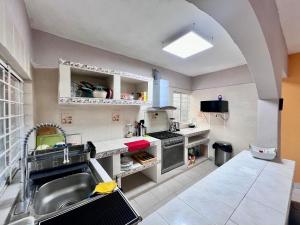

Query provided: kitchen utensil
[169,118,177,132]
[80,86,93,97]
[137,120,147,136]
[106,88,113,99]
[188,123,196,128]
[175,122,180,131]
[80,81,95,90]
[125,124,133,138]
[143,91,147,102]
[94,84,105,90]
[121,93,128,100]
[36,134,65,148]
[128,93,134,100]
[121,156,133,171]
[93,90,107,98]
[132,152,156,165]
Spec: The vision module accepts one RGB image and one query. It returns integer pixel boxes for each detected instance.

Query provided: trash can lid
[212,141,233,152]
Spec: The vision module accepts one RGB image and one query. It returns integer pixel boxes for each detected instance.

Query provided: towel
[92,181,117,195]
[125,140,150,152]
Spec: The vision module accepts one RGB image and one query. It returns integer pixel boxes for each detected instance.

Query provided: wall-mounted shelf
[58,59,153,106]
[58,97,152,106]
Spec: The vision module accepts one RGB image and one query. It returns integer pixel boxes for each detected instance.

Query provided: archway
[187,0,288,155]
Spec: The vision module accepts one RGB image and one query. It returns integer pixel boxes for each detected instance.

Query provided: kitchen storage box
[213,141,232,166]
[132,151,156,165]
[250,144,276,160]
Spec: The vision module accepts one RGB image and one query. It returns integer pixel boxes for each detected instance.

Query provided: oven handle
[163,142,184,150]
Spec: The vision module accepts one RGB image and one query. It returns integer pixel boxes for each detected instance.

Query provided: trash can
[212,141,233,166]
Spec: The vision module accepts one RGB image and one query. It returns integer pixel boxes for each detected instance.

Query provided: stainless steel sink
[9,159,138,225]
[32,172,96,215]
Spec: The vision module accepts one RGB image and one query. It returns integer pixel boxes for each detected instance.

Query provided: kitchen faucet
[16,123,69,214]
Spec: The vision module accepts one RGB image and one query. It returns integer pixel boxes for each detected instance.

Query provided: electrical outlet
[152,112,158,120]
[112,112,120,122]
[61,112,72,124]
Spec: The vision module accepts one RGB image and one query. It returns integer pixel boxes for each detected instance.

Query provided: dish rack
[132,151,156,165]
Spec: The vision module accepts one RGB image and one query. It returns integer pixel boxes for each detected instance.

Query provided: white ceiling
[276,0,300,54]
[24,0,246,76]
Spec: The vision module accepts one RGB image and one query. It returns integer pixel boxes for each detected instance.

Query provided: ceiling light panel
[163,31,213,58]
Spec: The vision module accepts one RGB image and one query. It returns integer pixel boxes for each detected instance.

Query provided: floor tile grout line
[131,161,218,221]
[127,162,206,200]
[128,160,214,200]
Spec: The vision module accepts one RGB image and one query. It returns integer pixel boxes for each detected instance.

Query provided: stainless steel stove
[147,131,182,140]
[148,131,184,174]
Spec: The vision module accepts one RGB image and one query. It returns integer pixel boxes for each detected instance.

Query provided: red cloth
[125,140,150,152]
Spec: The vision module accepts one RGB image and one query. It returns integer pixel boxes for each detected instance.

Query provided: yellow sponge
[93,181,117,194]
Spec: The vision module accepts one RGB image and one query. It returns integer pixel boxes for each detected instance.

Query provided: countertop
[141,150,295,225]
[176,127,210,137]
[93,136,160,158]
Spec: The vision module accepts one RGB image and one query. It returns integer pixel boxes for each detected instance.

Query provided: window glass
[0,101,4,117]
[11,75,19,88]
[4,84,8,100]
[0,119,4,136]
[0,82,4,99]
[0,154,5,173]
[4,71,9,83]
[173,92,190,123]
[0,137,4,152]
[0,63,23,192]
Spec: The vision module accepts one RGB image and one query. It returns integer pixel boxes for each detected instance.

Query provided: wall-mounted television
[200,100,229,113]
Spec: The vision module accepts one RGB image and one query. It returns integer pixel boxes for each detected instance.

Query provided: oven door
[161,142,184,174]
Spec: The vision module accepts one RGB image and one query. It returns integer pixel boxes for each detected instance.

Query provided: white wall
[191,83,258,156]
[31,30,192,141]
[191,66,258,156]
[188,0,287,99]
[0,0,32,79]
[189,0,287,153]
[192,65,253,91]
[33,68,171,143]
[32,30,192,91]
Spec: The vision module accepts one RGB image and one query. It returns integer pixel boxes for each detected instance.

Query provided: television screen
[200,100,228,113]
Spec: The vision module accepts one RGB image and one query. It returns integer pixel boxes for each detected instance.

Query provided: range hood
[150,69,176,110]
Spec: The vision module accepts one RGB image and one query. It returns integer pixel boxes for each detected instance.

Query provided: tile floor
[126,160,217,218]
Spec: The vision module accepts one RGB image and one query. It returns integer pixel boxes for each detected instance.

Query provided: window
[173,92,190,123]
[0,60,24,191]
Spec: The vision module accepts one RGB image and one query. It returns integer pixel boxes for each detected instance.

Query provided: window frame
[172,91,190,123]
[0,58,24,191]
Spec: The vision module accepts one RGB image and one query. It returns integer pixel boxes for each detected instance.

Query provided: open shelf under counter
[186,137,210,148]
[187,156,210,168]
[117,159,160,179]
[58,97,152,106]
